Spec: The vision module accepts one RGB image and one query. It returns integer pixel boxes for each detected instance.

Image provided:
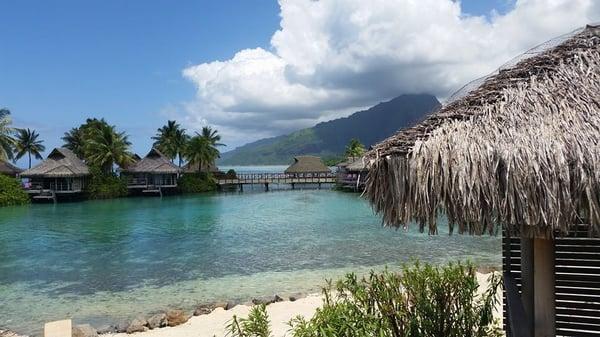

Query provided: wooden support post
[291,183,295,190]
[520,237,555,337]
[264,183,269,191]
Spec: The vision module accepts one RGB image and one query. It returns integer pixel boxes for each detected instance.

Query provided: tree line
[0,108,224,172]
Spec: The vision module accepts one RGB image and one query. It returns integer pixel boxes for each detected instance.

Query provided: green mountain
[218,94,441,165]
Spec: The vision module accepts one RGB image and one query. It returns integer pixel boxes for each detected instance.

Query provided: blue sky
[2,0,597,167]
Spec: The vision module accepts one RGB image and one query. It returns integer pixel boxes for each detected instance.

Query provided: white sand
[105,272,502,337]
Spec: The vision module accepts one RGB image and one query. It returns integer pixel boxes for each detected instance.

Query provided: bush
[86,167,128,199]
[178,172,217,193]
[290,261,502,337]
[226,304,272,337]
[0,174,29,207]
[227,261,502,337]
[225,169,237,179]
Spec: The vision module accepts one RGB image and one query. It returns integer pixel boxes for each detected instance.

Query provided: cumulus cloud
[180,0,600,148]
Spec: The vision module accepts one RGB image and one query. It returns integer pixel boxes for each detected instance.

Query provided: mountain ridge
[219,94,441,165]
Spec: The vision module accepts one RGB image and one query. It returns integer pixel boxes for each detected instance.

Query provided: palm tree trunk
[198,160,202,174]
[28,152,31,169]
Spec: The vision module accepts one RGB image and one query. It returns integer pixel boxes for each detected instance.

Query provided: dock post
[318,182,321,189]
[291,183,295,190]
[264,183,269,191]
[239,183,243,192]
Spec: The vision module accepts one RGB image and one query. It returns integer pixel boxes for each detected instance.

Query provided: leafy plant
[288,261,502,337]
[226,304,272,337]
[85,167,128,199]
[0,108,16,161]
[178,172,217,193]
[0,174,29,207]
[344,138,365,158]
[152,120,189,167]
[14,128,45,169]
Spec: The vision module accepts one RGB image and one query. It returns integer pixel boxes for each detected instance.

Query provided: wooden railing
[217,172,337,185]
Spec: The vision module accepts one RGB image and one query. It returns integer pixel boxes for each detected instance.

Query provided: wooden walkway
[217,172,336,190]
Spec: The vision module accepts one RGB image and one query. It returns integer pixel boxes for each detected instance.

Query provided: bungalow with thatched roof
[0,160,22,178]
[364,24,600,336]
[336,156,368,191]
[285,156,330,178]
[183,160,219,174]
[121,148,181,193]
[20,148,89,197]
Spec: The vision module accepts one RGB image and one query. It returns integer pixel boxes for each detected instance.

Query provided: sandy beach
[104,272,501,337]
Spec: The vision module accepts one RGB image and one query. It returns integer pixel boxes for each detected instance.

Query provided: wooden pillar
[264,183,269,191]
[521,237,555,337]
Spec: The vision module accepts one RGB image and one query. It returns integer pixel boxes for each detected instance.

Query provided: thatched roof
[285,156,331,174]
[122,148,180,174]
[184,160,219,173]
[0,160,22,176]
[346,157,368,172]
[21,148,89,178]
[365,24,600,239]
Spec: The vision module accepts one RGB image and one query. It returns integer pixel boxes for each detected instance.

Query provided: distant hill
[218,94,441,165]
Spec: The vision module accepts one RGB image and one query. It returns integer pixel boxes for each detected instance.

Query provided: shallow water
[0,188,500,335]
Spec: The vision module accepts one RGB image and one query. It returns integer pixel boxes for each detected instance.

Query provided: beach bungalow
[121,148,181,194]
[364,24,600,336]
[285,156,331,178]
[0,160,22,178]
[336,156,368,191]
[20,148,89,200]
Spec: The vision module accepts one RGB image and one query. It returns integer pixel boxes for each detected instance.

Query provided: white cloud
[181,0,600,148]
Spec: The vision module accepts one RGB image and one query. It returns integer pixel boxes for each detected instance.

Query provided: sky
[1,0,599,166]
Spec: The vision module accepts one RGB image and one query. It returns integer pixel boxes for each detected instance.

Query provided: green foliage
[226,304,272,337]
[152,120,189,166]
[225,169,237,179]
[288,261,502,337]
[178,172,217,193]
[322,155,345,167]
[84,123,134,173]
[0,108,16,161]
[14,128,45,169]
[344,138,365,158]
[85,167,128,199]
[0,174,29,207]
[185,133,220,173]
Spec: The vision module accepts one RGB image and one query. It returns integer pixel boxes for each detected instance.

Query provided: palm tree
[14,128,45,168]
[62,127,85,157]
[0,109,16,161]
[84,123,134,173]
[152,120,189,166]
[345,138,366,158]
[200,126,225,147]
[185,135,219,173]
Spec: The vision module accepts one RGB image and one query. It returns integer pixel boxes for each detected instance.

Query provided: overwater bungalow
[285,156,331,178]
[364,24,600,336]
[0,160,22,178]
[336,156,368,191]
[20,148,90,200]
[121,148,181,195]
[183,160,219,174]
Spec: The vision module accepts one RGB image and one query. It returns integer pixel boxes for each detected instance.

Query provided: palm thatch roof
[122,148,180,174]
[285,156,331,174]
[21,148,89,178]
[346,157,368,172]
[365,24,600,239]
[0,160,22,176]
[184,160,219,173]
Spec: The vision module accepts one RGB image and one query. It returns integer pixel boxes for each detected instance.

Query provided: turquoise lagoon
[0,182,501,335]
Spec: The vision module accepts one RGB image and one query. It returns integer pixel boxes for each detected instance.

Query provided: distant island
[218,94,441,165]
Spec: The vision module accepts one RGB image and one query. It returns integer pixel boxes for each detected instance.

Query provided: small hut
[0,160,22,177]
[183,160,220,174]
[20,148,89,196]
[336,156,368,191]
[364,25,600,336]
[121,148,180,192]
[285,156,331,178]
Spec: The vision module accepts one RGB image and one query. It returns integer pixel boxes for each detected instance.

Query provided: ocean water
[0,187,500,335]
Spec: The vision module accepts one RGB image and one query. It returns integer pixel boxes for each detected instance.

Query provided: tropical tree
[14,128,45,168]
[62,118,108,158]
[0,109,16,161]
[152,120,189,167]
[185,134,219,173]
[84,123,134,173]
[200,126,225,147]
[345,138,366,158]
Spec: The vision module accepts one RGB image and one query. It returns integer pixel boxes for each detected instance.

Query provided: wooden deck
[217,173,336,189]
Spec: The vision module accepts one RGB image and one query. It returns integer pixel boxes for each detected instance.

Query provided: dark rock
[126,318,148,334]
[96,325,116,334]
[72,324,98,337]
[289,292,305,302]
[274,294,284,302]
[225,301,238,310]
[213,302,228,310]
[115,322,129,333]
[166,309,189,327]
[252,296,275,305]
[147,313,167,329]
[193,304,213,316]
[289,296,297,302]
